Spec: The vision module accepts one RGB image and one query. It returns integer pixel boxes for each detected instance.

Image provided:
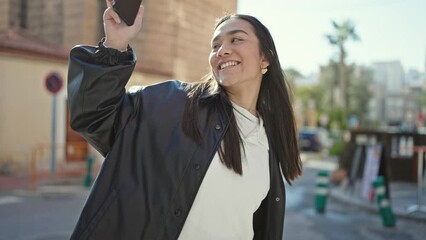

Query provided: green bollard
[84,155,94,188]
[315,170,330,213]
[373,176,396,227]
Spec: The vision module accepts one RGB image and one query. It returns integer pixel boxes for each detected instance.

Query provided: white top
[178,103,270,240]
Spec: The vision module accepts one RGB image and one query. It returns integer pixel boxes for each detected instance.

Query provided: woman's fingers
[105,0,113,8]
[104,4,121,24]
[102,2,144,50]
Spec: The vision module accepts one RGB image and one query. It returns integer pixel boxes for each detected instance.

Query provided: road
[0,153,425,240]
[0,186,88,240]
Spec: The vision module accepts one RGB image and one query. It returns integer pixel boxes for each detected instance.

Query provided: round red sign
[45,72,63,94]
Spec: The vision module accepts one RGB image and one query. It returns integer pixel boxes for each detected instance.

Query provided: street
[0,186,88,240]
[0,154,425,240]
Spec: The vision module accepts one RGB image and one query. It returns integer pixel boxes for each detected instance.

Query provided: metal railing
[29,142,91,190]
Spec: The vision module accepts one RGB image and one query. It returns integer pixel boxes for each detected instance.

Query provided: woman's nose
[217,43,232,57]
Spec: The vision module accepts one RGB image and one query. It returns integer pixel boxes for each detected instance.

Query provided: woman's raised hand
[103,0,144,51]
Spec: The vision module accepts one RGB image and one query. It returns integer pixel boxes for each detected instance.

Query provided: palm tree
[326,20,360,109]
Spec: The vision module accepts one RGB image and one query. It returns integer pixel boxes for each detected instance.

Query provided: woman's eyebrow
[212,29,249,43]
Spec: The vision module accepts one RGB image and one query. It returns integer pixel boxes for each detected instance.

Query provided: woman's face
[209,18,269,90]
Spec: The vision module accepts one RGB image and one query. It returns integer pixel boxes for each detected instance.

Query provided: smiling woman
[67,1,301,239]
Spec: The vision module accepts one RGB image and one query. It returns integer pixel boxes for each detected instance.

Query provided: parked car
[298,128,331,152]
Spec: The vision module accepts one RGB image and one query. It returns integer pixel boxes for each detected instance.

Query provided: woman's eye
[232,38,242,43]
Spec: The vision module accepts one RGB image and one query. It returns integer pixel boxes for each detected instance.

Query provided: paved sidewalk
[0,161,100,192]
[0,174,87,193]
[330,180,426,223]
[0,175,30,191]
[302,153,426,223]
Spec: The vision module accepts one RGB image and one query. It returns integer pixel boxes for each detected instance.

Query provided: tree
[414,92,426,107]
[317,61,373,129]
[326,20,360,109]
[346,65,373,126]
[318,60,339,113]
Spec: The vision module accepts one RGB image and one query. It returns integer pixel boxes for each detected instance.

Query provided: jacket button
[275,197,280,202]
[215,124,221,130]
[174,209,182,217]
[194,164,201,170]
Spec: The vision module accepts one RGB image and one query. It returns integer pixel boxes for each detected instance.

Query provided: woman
[68,1,301,239]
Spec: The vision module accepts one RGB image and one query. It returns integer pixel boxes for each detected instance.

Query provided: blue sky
[237,0,426,76]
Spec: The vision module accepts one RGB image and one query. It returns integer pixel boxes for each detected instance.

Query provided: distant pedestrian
[68,0,302,239]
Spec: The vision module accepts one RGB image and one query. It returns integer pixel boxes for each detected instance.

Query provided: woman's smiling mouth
[219,61,240,70]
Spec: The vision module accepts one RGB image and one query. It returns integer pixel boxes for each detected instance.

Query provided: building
[368,59,426,130]
[0,0,237,175]
[369,61,405,126]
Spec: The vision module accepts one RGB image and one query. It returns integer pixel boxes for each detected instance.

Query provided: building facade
[369,61,405,126]
[368,60,426,130]
[0,0,237,174]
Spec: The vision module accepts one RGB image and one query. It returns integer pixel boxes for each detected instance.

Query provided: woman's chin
[217,77,237,88]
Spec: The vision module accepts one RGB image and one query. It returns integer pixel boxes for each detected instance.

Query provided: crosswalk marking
[304,160,337,171]
[0,196,23,205]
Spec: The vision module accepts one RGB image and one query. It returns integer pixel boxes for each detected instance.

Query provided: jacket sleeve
[67,42,137,157]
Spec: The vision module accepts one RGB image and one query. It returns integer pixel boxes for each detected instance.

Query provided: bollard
[84,155,94,188]
[372,176,396,227]
[315,170,330,213]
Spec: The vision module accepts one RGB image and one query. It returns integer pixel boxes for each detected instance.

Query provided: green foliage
[317,60,338,113]
[329,140,347,156]
[328,108,347,130]
[415,93,426,107]
[325,20,360,48]
[346,65,373,126]
[325,19,360,110]
[292,61,373,130]
[295,85,322,109]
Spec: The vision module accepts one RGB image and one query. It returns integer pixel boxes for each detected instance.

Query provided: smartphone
[112,0,142,26]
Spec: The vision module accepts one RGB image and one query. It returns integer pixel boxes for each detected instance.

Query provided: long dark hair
[183,14,302,183]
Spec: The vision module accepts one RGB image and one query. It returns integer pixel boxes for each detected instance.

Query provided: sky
[237,0,426,76]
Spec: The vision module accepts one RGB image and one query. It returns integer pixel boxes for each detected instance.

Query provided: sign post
[45,72,63,177]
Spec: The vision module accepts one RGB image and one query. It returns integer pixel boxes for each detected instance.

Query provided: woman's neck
[228,93,259,117]
[223,79,261,116]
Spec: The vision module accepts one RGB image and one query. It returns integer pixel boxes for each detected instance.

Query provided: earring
[261,68,268,74]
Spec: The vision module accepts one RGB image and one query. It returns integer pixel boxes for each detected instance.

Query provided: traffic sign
[45,72,63,94]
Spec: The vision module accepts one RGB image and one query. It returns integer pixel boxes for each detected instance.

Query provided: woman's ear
[261,57,270,69]
[260,55,270,75]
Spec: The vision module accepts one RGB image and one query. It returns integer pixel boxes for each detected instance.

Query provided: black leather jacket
[68,44,286,240]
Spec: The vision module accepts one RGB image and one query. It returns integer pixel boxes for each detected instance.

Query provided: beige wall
[0,54,68,172]
[0,52,160,173]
